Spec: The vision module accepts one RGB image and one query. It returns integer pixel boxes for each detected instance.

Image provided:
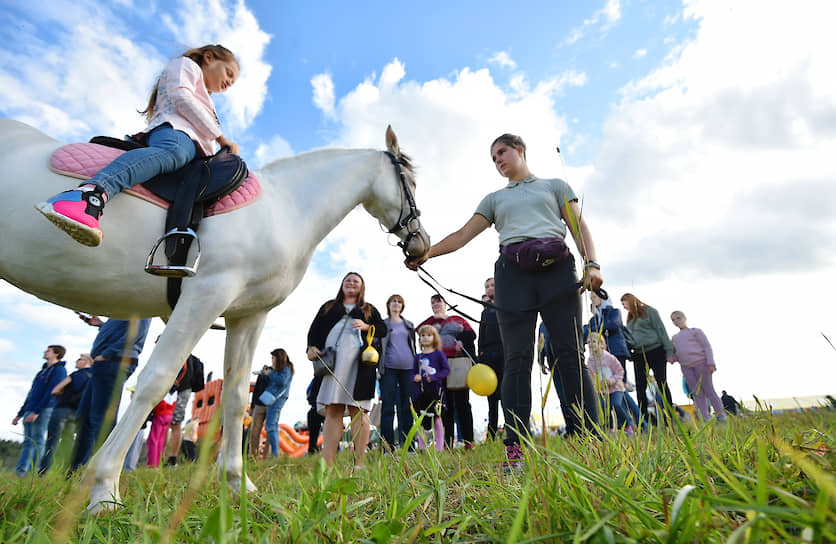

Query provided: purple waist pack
[500,237,569,272]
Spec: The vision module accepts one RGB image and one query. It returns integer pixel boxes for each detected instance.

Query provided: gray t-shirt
[474,175,577,246]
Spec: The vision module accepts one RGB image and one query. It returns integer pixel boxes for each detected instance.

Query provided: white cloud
[312,73,336,119]
[633,48,648,58]
[565,0,622,45]
[488,51,517,70]
[253,135,295,169]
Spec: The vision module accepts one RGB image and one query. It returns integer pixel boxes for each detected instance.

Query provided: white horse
[0,119,429,512]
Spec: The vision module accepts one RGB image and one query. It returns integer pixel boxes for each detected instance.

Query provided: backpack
[190,355,205,393]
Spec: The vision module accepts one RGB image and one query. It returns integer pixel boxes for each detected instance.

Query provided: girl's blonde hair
[417,325,441,351]
[140,44,238,122]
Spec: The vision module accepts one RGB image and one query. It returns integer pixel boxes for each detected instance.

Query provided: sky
[1,0,835,443]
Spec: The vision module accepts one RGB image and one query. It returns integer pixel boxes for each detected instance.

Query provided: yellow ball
[467,363,498,396]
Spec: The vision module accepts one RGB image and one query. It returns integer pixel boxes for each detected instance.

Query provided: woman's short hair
[491,133,527,159]
[386,294,405,316]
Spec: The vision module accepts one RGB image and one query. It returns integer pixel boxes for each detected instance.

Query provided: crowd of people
[10,314,212,476]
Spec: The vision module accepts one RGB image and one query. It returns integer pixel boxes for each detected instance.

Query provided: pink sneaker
[625,426,635,438]
[35,185,106,247]
[502,443,524,473]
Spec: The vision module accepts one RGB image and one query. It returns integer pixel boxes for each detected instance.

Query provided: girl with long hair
[37,44,240,247]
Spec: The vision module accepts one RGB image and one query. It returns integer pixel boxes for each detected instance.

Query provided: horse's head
[363,126,430,259]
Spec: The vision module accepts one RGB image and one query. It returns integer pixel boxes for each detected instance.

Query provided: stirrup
[144,227,201,278]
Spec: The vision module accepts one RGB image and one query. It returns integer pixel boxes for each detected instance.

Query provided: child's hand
[216,135,239,155]
[425,375,432,383]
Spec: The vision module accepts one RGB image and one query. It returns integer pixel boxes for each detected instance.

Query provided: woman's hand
[307,346,321,361]
[582,267,604,292]
[413,374,422,383]
[350,319,369,331]
[405,254,429,270]
[216,135,239,155]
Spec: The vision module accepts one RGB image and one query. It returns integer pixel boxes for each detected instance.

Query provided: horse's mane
[258,147,415,177]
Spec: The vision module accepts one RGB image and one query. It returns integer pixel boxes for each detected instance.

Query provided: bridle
[383,151,422,257]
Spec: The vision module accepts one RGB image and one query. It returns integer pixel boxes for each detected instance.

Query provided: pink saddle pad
[49,142,261,217]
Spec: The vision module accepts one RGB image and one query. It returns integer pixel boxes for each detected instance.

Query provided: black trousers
[306,405,325,453]
[494,253,599,445]
[441,387,474,447]
[480,349,504,440]
[633,345,672,422]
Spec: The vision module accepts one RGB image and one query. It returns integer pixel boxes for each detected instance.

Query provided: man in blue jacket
[70,316,151,472]
[38,353,93,473]
[12,345,68,477]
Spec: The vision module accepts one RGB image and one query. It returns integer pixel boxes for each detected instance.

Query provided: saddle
[89,136,249,307]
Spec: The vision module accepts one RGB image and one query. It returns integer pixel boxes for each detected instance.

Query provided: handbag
[446,356,472,390]
[259,390,277,406]
[312,347,336,378]
[500,237,569,272]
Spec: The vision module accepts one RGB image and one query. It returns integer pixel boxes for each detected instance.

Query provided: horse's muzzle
[405,229,430,258]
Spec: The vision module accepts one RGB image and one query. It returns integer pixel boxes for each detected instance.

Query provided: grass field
[0,408,833,543]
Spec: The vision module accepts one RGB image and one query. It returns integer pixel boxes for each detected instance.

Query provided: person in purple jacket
[671,311,726,422]
[412,325,450,452]
[12,345,68,477]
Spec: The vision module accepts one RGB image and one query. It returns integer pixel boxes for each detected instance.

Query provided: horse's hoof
[228,475,257,493]
[86,498,122,515]
[87,483,122,515]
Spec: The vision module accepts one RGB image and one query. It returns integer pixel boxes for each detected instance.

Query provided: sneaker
[165,456,178,466]
[502,443,524,474]
[35,184,106,247]
[625,425,635,438]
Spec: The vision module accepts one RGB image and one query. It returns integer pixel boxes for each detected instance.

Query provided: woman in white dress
[306,272,386,467]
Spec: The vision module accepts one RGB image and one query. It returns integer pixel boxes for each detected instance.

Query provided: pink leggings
[681,364,724,420]
[146,413,173,467]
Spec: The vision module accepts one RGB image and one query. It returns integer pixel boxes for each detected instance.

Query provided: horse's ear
[385,125,400,157]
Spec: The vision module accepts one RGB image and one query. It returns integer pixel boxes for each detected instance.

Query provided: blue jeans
[16,407,53,475]
[606,391,633,429]
[91,124,197,197]
[71,360,136,471]
[378,368,414,449]
[623,391,643,429]
[264,397,287,458]
[38,405,76,473]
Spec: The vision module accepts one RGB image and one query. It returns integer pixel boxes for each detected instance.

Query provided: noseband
[383,151,422,256]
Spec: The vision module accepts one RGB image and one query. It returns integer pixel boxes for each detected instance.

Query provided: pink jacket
[587,350,625,394]
[672,328,715,368]
[146,56,222,156]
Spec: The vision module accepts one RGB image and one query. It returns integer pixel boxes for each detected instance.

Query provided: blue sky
[1,0,835,442]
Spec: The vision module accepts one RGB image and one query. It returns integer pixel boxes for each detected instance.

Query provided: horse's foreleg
[86,299,232,514]
[219,310,269,493]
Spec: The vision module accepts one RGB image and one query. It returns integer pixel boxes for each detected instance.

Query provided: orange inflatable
[191,379,223,439]
[278,431,307,458]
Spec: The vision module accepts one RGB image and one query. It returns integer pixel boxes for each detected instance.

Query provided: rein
[383,151,422,257]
